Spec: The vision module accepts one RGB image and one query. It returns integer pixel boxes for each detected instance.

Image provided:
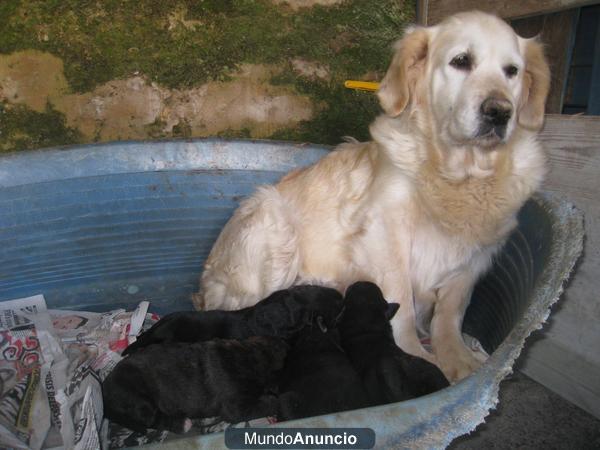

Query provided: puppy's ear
[377,26,429,117]
[517,37,550,131]
[385,303,400,320]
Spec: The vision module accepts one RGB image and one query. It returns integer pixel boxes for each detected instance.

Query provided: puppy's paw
[183,418,193,433]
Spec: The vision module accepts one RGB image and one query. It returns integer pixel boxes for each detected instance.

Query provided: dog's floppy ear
[385,303,400,320]
[377,26,429,117]
[517,37,550,131]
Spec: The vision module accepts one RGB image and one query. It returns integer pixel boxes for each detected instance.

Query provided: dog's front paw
[437,345,486,383]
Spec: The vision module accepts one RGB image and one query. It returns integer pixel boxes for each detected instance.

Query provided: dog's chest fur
[287,123,544,294]
[366,129,544,292]
[417,145,518,244]
[409,217,500,293]
[406,152,514,290]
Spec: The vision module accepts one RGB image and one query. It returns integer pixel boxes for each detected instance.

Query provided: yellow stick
[344,80,380,92]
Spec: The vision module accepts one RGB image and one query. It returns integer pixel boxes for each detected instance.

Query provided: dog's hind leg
[195,186,301,311]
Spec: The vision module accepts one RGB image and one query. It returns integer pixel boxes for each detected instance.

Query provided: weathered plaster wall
[0,0,415,151]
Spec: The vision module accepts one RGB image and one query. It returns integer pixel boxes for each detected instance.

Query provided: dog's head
[377,11,550,149]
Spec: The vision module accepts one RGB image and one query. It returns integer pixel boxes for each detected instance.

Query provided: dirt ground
[450,372,600,450]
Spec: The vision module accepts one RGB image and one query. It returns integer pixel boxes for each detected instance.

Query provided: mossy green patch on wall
[0,0,414,150]
[0,102,80,152]
[270,77,381,143]
[0,0,413,91]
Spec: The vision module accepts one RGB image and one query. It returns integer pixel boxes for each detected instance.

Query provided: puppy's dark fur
[340,282,449,404]
[123,285,343,356]
[103,336,287,433]
[278,324,369,421]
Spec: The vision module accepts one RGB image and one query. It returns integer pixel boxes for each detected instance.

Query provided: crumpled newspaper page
[0,295,159,450]
[0,295,65,450]
[49,301,156,450]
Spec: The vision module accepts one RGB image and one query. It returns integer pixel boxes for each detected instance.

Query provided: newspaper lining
[0,295,159,449]
[0,296,280,448]
[1,295,486,449]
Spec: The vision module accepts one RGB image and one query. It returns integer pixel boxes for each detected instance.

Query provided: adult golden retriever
[194,11,550,382]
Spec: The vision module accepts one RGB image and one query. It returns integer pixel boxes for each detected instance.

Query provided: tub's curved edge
[0,138,332,188]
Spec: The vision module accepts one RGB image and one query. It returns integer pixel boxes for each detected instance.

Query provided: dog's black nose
[480,97,512,126]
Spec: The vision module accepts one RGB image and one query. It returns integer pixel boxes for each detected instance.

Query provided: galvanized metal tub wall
[0,140,584,449]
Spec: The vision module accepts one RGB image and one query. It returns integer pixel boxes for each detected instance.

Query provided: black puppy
[123,285,343,356]
[103,336,287,433]
[340,282,449,405]
[278,321,370,421]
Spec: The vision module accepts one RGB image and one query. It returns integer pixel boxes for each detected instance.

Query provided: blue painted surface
[0,139,584,449]
[0,139,330,312]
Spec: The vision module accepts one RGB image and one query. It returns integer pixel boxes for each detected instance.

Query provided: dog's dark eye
[504,64,519,78]
[450,53,472,71]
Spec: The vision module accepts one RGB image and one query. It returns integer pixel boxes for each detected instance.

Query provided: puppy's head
[377,11,550,149]
[341,281,399,336]
[292,285,345,325]
[252,285,344,339]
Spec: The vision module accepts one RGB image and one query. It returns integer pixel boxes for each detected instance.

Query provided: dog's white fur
[194,11,550,382]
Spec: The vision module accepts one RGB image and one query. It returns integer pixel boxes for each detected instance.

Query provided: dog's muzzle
[477,96,513,141]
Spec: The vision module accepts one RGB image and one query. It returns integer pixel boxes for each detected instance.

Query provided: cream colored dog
[194,11,550,382]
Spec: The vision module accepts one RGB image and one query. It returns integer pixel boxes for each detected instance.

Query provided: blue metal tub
[0,140,583,449]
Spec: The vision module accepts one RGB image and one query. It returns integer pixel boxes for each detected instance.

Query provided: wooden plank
[420,0,596,25]
[542,114,600,200]
[511,11,578,113]
[518,114,600,418]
